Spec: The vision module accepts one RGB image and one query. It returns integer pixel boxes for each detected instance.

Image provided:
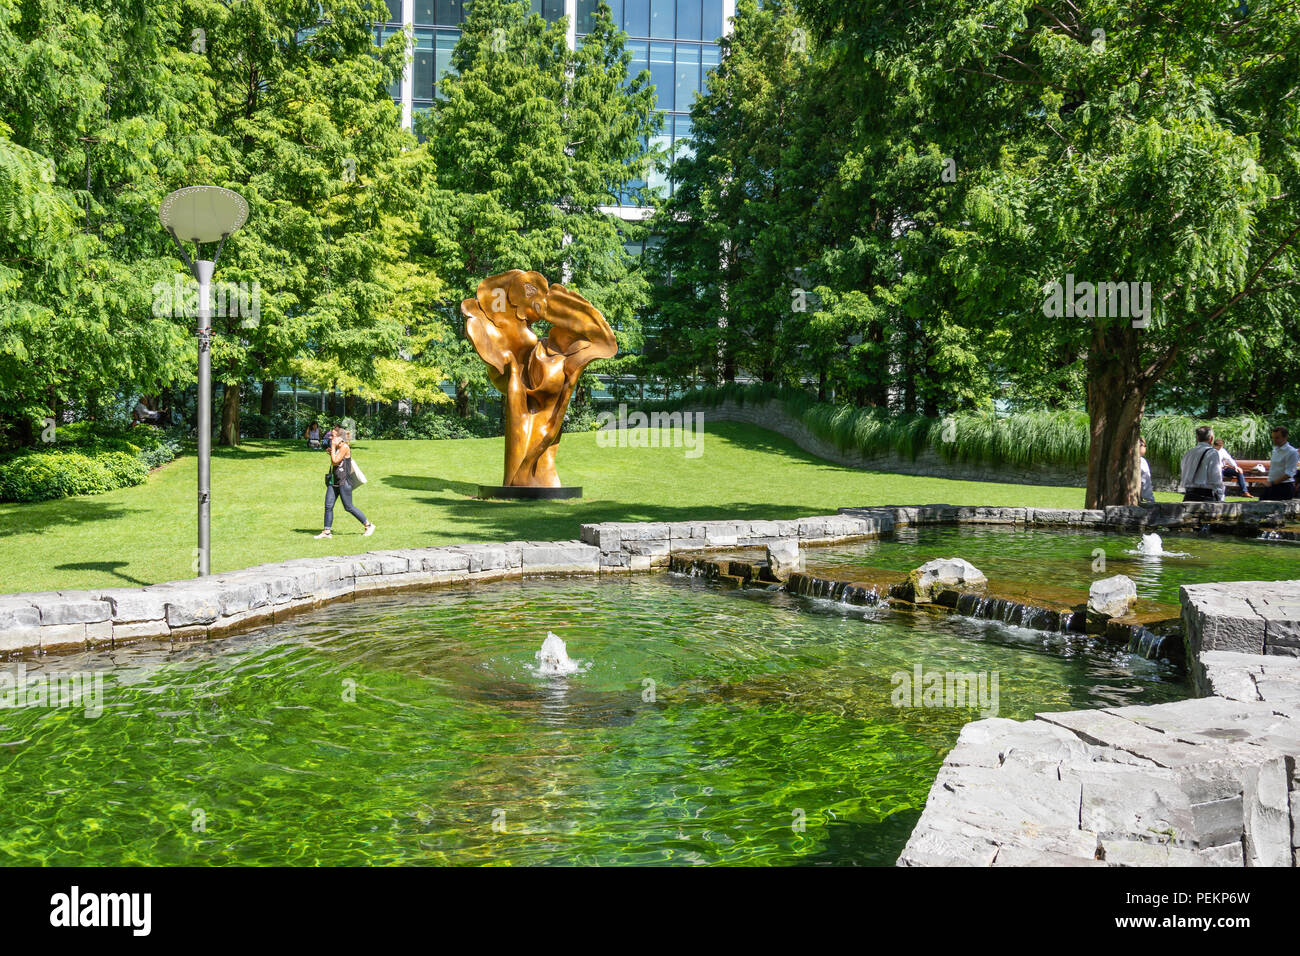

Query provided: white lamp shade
[159,185,249,243]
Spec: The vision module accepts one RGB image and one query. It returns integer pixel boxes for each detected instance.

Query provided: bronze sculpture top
[462,270,617,488]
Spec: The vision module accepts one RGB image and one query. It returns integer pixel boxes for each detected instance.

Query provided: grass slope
[1,422,1179,594]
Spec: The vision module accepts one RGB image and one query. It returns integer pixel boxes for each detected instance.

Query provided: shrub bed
[0,423,181,502]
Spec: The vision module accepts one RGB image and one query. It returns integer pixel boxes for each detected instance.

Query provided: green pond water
[0,569,1188,867]
[802,525,1297,607]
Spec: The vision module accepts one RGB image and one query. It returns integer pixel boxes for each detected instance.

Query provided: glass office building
[375,0,732,215]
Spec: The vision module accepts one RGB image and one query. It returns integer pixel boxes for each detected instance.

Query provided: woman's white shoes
[314,530,332,539]
[363,523,376,537]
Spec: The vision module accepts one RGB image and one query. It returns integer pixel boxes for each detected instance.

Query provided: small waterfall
[1124,627,1183,663]
[784,572,881,606]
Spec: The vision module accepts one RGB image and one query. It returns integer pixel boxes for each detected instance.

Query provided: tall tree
[0,0,213,443]
[190,0,427,445]
[800,0,1300,506]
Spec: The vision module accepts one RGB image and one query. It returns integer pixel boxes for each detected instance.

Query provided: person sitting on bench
[132,399,164,426]
[1213,439,1251,499]
[1256,426,1298,501]
[1179,425,1224,501]
[1138,437,1155,503]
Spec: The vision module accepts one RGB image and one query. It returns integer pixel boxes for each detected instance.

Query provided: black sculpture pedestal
[478,485,583,500]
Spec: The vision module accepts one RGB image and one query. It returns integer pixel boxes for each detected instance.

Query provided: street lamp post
[158,186,249,577]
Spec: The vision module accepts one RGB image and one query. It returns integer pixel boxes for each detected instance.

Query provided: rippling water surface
[803,525,1293,606]
[0,574,1188,866]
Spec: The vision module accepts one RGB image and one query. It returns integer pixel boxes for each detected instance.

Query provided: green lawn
[2,422,1179,594]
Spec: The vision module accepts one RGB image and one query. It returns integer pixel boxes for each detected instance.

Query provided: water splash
[533,631,584,676]
[1125,533,1190,558]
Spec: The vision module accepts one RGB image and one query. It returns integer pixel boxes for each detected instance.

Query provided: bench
[1225,458,1271,492]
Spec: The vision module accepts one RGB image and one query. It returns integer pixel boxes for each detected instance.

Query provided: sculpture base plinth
[478,485,583,500]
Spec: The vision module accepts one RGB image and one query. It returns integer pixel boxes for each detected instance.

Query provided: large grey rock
[766,540,803,580]
[1089,575,1137,619]
[908,558,987,603]
[412,548,471,575]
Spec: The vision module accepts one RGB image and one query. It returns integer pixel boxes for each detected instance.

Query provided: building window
[703,0,723,39]
[436,31,457,97]
[624,0,650,37]
[650,0,674,38]
[413,29,435,100]
[674,42,699,112]
[676,0,701,40]
[650,41,674,110]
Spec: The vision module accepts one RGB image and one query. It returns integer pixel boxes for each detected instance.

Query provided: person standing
[1212,439,1251,499]
[1138,437,1155,503]
[314,426,375,538]
[1179,425,1225,501]
[1256,426,1299,501]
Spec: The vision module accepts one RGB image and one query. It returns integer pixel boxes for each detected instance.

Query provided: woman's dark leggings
[324,481,367,529]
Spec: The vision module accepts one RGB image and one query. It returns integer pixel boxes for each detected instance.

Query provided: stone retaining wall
[636,399,1186,490]
[0,540,600,657]
[5,500,1298,659]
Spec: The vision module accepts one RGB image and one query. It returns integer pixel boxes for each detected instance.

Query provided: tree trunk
[219,381,241,447]
[344,392,356,416]
[15,411,35,447]
[260,379,276,416]
[455,380,470,417]
[328,385,338,419]
[1084,327,1161,509]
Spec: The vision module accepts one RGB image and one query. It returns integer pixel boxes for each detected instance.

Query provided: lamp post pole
[159,185,247,579]
[195,258,215,576]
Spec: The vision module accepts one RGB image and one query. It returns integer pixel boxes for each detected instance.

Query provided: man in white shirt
[1256,426,1298,501]
[1212,439,1251,499]
[1179,425,1225,501]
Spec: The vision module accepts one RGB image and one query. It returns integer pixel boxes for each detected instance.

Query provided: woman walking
[315,426,374,538]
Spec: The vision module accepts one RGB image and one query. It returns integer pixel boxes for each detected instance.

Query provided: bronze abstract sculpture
[462,270,617,489]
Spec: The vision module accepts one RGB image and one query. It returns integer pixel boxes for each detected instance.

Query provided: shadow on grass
[0,498,138,531]
[382,474,480,497]
[54,561,149,586]
[210,444,292,461]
